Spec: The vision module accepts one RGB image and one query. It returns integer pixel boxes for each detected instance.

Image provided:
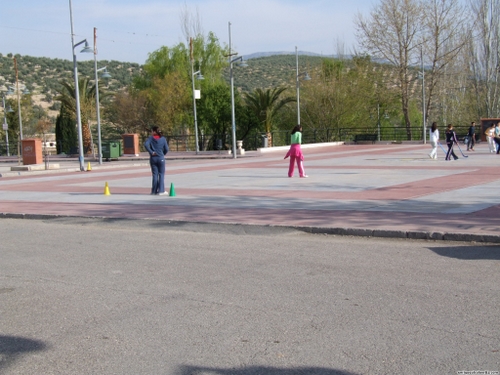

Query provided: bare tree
[467,0,500,118]
[355,0,425,140]
[180,3,203,43]
[422,0,470,123]
[105,88,152,135]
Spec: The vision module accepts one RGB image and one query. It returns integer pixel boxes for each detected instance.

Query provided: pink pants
[288,155,306,177]
[285,144,306,177]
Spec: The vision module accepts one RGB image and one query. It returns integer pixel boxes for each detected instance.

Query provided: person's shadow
[0,335,47,371]
[176,365,360,375]
[428,245,500,260]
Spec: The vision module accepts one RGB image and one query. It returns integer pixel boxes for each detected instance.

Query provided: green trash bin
[102,141,121,160]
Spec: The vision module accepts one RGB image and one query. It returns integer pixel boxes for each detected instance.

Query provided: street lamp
[295,46,311,126]
[13,57,30,142]
[2,94,14,156]
[6,81,28,162]
[377,103,381,142]
[228,22,248,159]
[69,0,92,171]
[190,37,204,154]
[420,47,426,144]
[93,27,111,165]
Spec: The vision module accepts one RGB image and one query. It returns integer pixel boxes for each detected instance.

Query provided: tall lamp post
[295,46,311,126]
[377,103,381,142]
[2,94,14,156]
[7,79,29,162]
[13,58,30,142]
[69,0,92,171]
[420,48,426,144]
[228,22,247,159]
[190,37,204,154]
[93,27,111,165]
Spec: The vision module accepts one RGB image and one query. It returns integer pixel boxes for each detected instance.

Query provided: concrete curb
[2,213,499,244]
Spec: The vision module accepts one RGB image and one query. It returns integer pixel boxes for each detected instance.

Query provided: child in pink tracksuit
[284,125,308,178]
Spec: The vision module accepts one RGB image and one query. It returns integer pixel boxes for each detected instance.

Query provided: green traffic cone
[169,182,176,197]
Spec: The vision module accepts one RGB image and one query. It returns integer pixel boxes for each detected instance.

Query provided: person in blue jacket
[445,124,459,161]
[144,126,169,195]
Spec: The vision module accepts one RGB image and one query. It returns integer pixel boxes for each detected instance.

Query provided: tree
[356,0,425,140]
[56,77,110,154]
[35,117,53,137]
[21,104,50,139]
[55,105,77,154]
[467,0,500,117]
[197,82,231,133]
[105,88,151,136]
[422,0,469,123]
[2,97,19,151]
[244,87,296,146]
[129,31,229,143]
[145,72,190,134]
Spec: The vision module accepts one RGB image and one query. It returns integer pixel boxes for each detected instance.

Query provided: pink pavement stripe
[1,201,499,235]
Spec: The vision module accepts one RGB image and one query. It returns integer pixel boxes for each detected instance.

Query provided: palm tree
[244,87,295,147]
[56,77,108,154]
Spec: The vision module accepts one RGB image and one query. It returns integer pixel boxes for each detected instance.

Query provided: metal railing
[0,126,475,156]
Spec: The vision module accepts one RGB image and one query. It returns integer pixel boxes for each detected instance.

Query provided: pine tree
[55,105,77,154]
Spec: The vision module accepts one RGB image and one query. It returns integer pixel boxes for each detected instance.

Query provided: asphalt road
[1,218,499,375]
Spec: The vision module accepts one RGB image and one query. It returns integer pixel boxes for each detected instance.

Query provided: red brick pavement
[1,144,499,242]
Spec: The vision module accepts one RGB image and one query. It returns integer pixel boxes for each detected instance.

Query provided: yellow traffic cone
[169,182,176,197]
[87,162,92,171]
[104,182,111,196]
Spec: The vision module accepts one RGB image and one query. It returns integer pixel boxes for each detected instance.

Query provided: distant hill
[224,53,327,93]
[0,54,142,93]
[0,51,349,119]
[0,53,143,118]
[243,51,336,60]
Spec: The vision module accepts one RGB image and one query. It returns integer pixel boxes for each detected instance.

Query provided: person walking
[485,123,496,153]
[445,124,459,161]
[428,122,439,160]
[144,126,169,195]
[284,124,307,178]
[466,121,476,151]
[494,122,500,154]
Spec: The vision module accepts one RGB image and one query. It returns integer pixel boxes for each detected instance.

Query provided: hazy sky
[2,0,377,64]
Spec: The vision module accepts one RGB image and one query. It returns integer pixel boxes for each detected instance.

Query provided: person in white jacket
[485,124,496,153]
[428,122,439,160]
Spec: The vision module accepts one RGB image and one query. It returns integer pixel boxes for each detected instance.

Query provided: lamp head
[195,72,204,80]
[237,59,248,68]
[303,72,311,81]
[101,69,112,79]
[80,41,93,53]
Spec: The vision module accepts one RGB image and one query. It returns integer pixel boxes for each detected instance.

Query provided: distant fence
[0,125,474,156]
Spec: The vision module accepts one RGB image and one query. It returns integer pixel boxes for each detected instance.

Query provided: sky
[1,0,376,65]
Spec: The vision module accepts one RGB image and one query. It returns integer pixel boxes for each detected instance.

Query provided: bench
[354,134,377,144]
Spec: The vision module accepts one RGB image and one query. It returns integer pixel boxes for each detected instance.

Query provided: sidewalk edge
[2,213,499,244]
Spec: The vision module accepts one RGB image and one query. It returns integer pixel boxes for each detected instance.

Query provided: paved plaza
[1,142,500,374]
[0,142,499,242]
